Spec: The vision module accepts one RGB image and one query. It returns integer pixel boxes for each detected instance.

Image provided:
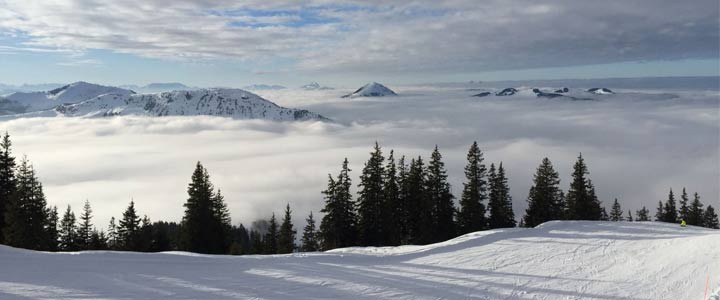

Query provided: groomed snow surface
[0,221,717,300]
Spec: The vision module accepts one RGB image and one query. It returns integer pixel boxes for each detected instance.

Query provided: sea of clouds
[0,84,717,228]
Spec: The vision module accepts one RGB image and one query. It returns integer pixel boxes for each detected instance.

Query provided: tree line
[0,133,717,254]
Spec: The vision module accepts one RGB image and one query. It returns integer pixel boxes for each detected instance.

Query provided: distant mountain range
[0,82,329,122]
[301,82,333,90]
[242,84,287,91]
[120,83,195,93]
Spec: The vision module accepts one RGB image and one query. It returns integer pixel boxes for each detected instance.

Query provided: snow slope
[0,221,716,300]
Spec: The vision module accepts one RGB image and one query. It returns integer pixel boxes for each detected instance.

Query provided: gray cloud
[0,0,717,74]
[0,85,717,229]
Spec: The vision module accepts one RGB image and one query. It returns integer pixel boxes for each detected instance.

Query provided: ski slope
[0,221,717,299]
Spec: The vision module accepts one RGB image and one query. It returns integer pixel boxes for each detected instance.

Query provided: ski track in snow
[0,221,717,300]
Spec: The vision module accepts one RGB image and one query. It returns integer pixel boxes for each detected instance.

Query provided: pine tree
[655,201,664,221]
[357,143,385,246]
[59,205,78,251]
[89,229,107,250]
[457,142,488,234]
[180,162,230,254]
[609,199,623,221]
[382,150,401,246]
[319,159,357,250]
[702,205,719,229]
[250,229,264,254]
[395,155,411,244]
[118,200,141,251]
[626,210,633,222]
[636,206,650,221]
[46,206,59,251]
[301,211,319,252]
[107,217,118,250]
[523,158,564,227]
[488,163,516,228]
[278,204,296,254]
[678,188,689,223]
[687,192,704,226]
[264,213,279,254]
[662,189,678,223]
[137,216,153,252]
[426,146,456,242]
[565,154,602,220]
[0,131,16,243]
[600,206,609,221]
[3,157,52,250]
[405,157,433,244]
[77,200,93,250]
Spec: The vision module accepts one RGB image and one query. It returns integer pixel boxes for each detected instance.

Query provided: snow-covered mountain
[2,81,134,114]
[0,82,329,121]
[587,87,615,95]
[342,82,397,98]
[301,82,333,90]
[52,89,329,121]
[0,221,715,299]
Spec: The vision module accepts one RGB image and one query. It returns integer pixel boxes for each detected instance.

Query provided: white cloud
[0,85,716,228]
[0,0,716,73]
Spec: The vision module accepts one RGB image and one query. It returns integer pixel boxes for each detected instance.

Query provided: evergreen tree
[687,192,704,226]
[137,216,153,252]
[77,200,93,250]
[488,163,516,228]
[636,206,650,221]
[626,210,633,222]
[0,132,16,243]
[609,199,623,221]
[59,205,78,251]
[565,154,602,220]
[180,162,230,254]
[600,206,609,221]
[702,205,719,229]
[356,143,385,246]
[107,217,118,250]
[382,150,401,246]
[396,155,413,244]
[3,158,52,250]
[46,206,59,251]
[457,142,488,234]
[662,189,678,223]
[118,200,141,251]
[278,204,296,254]
[264,213,279,254]
[655,201,664,221]
[405,157,433,244]
[319,159,357,250]
[250,229,264,254]
[301,211,319,252]
[426,146,456,242]
[89,229,108,250]
[523,158,564,227]
[678,188,689,222]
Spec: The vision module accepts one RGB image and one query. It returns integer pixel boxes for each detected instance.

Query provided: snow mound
[0,221,714,299]
[342,82,397,98]
[47,89,330,121]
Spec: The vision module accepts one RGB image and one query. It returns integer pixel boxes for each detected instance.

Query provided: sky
[0,0,718,87]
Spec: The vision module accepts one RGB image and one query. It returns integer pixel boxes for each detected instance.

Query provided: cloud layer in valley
[0,84,717,228]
